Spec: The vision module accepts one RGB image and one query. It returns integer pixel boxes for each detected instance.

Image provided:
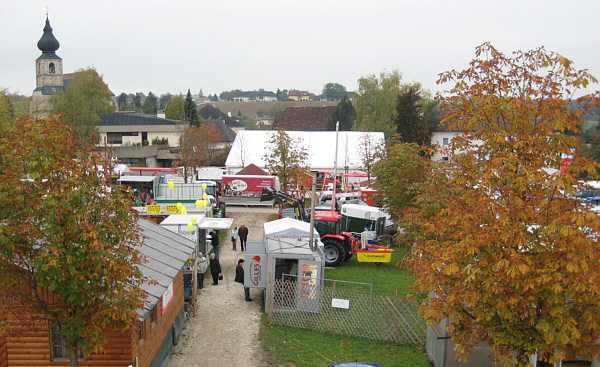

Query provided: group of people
[230,224,248,251]
[196,224,251,301]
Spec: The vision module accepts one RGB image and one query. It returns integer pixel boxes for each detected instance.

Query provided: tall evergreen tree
[326,96,356,131]
[184,89,200,127]
[394,85,436,146]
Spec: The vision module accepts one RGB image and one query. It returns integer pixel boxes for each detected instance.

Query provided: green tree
[159,93,173,110]
[372,137,439,246]
[276,89,289,101]
[133,93,143,112]
[0,115,145,367]
[322,82,347,101]
[410,43,600,366]
[394,84,437,146]
[117,92,127,111]
[354,70,403,138]
[165,96,185,120]
[184,89,200,126]
[50,67,116,144]
[142,91,158,114]
[326,96,356,131]
[263,128,308,193]
[357,132,384,186]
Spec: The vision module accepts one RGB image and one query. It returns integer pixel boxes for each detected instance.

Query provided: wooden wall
[0,335,7,367]
[133,271,185,367]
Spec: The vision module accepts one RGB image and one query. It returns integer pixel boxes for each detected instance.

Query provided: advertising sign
[245,254,267,288]
[146,205,161,214]
[161,280,174,315]
[222,175,276,199]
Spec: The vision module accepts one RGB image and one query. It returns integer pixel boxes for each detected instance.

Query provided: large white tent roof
[225,130,385,173]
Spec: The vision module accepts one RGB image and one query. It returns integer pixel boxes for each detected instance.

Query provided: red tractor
[260,187,359,266]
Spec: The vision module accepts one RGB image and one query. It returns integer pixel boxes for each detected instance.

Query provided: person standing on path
[197,252,208,289]
[209,253,221,285]
[210,231,220,260]
[238,224,249,251]
[231,226,238,251]
[234,259,252,301]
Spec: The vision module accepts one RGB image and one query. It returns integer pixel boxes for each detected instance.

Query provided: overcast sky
[2,1,599,98]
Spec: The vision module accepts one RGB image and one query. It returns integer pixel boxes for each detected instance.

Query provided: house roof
[99,112,182,126]
[205,119,237,142]
[225,130,386,172]
[272,106,337,131]
[137,219,196,318]
[198,103,246,128]
[237,163,269,175]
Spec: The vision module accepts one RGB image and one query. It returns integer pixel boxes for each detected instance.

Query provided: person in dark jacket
[238,224,249,251]
[210,231,220,260]
[209,253,221,285]
[234,259,251,301]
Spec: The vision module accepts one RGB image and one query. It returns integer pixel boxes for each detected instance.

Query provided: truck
[221,175,279,205]
[260,187,360,267]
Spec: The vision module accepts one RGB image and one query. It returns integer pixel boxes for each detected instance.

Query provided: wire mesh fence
[266,275,426,345]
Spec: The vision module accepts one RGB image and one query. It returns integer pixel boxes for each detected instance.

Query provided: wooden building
[0,219,197,367]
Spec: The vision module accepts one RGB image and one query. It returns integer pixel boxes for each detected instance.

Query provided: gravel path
[165,206,278,367]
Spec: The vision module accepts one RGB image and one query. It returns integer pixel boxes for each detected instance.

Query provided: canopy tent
[225,130,385,173]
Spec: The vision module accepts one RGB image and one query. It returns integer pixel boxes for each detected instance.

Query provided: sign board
[166,205,179,213]
[332,298,350,310]
[147,205,161,214]
[245,253,267,288]
[162,280,174,315]
[222,175,277,199]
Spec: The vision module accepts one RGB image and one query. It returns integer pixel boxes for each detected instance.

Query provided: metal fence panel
[267,276,426,345]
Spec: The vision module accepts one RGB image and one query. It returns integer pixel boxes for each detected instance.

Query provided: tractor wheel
[323,238,345,267]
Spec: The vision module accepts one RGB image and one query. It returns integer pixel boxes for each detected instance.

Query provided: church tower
[31,15,64,118]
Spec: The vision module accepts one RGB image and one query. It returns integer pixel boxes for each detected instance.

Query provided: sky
[2,1,599,98]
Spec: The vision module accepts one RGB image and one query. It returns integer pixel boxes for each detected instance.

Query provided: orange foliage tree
[177,124,221,182]
[409,43,600,366]
[0,116,145,366]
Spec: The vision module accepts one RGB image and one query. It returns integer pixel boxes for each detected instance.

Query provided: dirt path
[165,206,278,367]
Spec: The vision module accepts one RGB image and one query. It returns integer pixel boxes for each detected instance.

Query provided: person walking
[231,226,239,251]
[209,253,221,285]
[238,224,249,252]
[197,252,208,289]
[235,259,251,301]
[210,231,220,260]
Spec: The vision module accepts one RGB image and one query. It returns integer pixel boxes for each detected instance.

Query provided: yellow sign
[147,205,161,214]
[166,205,179,214]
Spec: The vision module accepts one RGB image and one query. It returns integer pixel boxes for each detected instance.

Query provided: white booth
[245,218,325,313]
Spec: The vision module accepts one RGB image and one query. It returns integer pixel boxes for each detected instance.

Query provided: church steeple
[32,14,64,118]
[37,16,60,54]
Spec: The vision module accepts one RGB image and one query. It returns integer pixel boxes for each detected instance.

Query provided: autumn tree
[177,124,220,181]
[410,43,600,366]
[50,67,116,144]
[165,95,185,120]
[0,89,11,124]
[0,115,145,367]
[353,70,403,138]
[263,128,308,193]
[326,96,356,131]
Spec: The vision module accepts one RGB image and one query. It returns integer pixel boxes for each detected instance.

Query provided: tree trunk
[68,342,79,367]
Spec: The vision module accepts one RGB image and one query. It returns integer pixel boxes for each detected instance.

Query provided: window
[151,305,158,327]
[107,132,123,144]
[49,62,55,73]
[442,137,449,146]
[51,324,84,361]
[138,321,145,344]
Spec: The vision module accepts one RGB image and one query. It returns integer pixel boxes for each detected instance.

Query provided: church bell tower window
[49,62,55,73]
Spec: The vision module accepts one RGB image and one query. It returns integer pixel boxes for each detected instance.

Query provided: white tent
[225,130,385,173]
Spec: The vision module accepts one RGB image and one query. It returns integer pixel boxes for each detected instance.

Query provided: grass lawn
[260,244,431,367]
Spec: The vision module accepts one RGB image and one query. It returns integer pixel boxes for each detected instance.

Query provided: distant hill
[211,100,339,119]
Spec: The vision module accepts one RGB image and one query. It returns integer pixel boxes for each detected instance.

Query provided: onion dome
[37,16,60,53]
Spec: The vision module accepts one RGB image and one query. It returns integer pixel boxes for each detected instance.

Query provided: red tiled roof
[237,163,270,175]
[272,106,337,131]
